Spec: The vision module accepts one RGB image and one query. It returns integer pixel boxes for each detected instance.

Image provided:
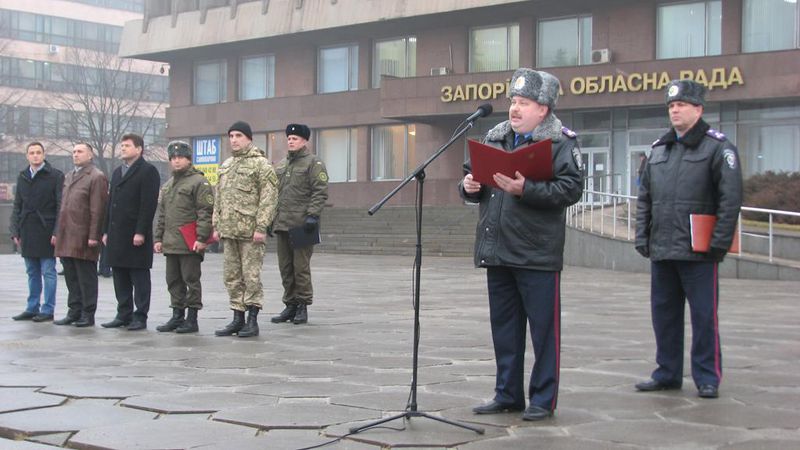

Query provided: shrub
[743,171,800,225]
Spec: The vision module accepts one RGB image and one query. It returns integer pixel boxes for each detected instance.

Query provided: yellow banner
[195,164,219,185]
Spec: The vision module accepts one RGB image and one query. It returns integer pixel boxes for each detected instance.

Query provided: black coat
[10,161,64,258]
[104,157,161,268]
[636,119,743,261]
[459,117,584,271]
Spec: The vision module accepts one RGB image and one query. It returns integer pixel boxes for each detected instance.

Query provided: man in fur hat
[459,68,583,421]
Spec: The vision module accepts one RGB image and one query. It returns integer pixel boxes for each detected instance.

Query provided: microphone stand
[349,118,486,436]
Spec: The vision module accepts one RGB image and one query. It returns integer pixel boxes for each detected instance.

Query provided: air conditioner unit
[591,48,610,64]
[430,67,451,76]
[47,44,59,55]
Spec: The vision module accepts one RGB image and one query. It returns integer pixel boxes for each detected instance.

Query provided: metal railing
[568,187,800,263]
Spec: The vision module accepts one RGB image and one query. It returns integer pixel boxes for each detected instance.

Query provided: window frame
[741,0,800,53]
[656,0,722,59]
[238,53,275,101]
[536,14,593,68]
[372,36,417,88]
[317,127,358,183]
[370,124,416,181]
[317,43,359,94]
[468,23,520,73]
[193,59,227,105]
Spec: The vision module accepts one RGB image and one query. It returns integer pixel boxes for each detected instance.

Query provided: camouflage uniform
[213,143,278,310]
[272,146,328,306]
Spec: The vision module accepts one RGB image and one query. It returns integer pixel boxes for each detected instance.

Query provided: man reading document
[459,68,583,421]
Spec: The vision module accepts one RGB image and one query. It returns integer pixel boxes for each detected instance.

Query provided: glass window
[371,124,416,181]
[239,54,275,101]
[657,1,721,59]
[318,128,357,182]
[743,0,798,52]
[739,123,800,176]
[470,24,519,72]
[538,16,592,68]
[194,60,226,105]
[318,44,358,93]
[372,36,416,88]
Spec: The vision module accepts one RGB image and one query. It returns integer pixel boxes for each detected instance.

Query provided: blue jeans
[24,257,57,315]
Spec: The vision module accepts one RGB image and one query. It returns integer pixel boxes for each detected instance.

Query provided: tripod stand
[349,115,488,436]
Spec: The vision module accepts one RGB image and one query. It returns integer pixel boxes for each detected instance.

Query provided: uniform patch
[514,76,526,90]
[561,126,577,138]
[668,84,679,98]
[204,193,214,205]
[706,128,726,141]
[267,171,278,186]
[722,149,737,169]
[318,172,328,182]
[572,147,583,169]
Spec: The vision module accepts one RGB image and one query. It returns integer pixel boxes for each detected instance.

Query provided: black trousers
[61,257,98,319]
[112,267,151,323]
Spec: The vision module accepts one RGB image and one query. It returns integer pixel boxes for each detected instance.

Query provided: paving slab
[0,253,799,448]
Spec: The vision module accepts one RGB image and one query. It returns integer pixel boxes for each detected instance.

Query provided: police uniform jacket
[54,163,108,261]
[459,115,583,271]
[635,118,743,261]
[213,143,278,239]
[271,146,329,232]
[154,166,214,255]
[11,161,64,258]
[104,156,161,269]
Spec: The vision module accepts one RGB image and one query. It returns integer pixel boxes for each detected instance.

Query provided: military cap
[508,68,561,110]
[286,123,311,141]
[167,140,192,159]
[665,79,706,106]
[228,121,253,140]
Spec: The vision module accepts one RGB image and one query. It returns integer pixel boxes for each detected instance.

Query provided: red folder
[178,221,218,250]
[690,214,740,253]
[468,139,553,189]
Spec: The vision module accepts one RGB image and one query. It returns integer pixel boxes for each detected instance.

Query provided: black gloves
[709,246,728,260]
[635,245,650,258]
[304,216,319,233]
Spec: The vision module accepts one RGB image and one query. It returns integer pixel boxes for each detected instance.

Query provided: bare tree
[50,47,166,175]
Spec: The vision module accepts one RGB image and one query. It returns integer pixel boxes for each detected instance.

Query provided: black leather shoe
[54,316,80,326]
[101,318,130,328]
[12,311,37,321]
[292,304,308,324]
[472,400,525,415]
[270,305,297,323]
[522,405,554,421]
[698,384,719,398]
[126,321,146,331]
[74,316,95,327]
[635,379,682,392]
[32,314,54,322]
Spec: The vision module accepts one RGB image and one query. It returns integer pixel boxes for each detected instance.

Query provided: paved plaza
[1,252,799,449]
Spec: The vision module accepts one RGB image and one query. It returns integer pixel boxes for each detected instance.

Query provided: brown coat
[55,163,109,261]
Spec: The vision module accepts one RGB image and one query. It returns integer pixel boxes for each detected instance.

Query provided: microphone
[464,103,493,123]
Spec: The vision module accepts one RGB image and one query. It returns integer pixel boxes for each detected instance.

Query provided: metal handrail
[569,189,800,263]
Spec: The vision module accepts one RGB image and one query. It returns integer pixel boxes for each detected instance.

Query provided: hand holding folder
[178,221,218,251]
[467,139,553,189]
[690,214,740,253]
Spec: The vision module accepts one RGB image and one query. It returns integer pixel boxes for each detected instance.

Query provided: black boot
[270,304,297,323]
[215,310,245,336]
[293,304,308,324]
[175,308,199,334]
[237,306,260,338]
[156,308,185,332]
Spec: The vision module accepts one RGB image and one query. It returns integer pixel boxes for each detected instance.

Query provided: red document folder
[690,214,740,253]
[178,221,218,250]
[467,139,553,189]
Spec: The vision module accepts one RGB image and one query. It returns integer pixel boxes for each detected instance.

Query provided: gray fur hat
[665,79,706,106]
[167,140,192,159]
[508,68,560,110]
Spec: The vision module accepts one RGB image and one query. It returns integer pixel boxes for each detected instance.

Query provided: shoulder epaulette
[651,138,664,148]
[706,128,726,141]
[561,126,577,138]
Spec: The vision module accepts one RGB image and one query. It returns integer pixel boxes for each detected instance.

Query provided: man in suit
[101,133,161,331]
[53,143,109,327]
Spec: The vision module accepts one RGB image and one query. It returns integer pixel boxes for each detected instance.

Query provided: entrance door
[578,132,610,204]
[628,147,649,197]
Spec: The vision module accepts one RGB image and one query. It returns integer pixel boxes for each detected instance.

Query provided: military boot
[237,306,260,338]
[293,304,308,324]
[270,304,297,323]
[156,308,185,332]
[175,308,199,333]
[215,310,245,336]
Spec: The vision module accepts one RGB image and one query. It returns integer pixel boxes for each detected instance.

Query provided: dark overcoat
[54,163,108,261]
[10,161,64,258]
[104,156,160,269]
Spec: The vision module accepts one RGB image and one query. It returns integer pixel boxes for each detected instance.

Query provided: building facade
[120,0,800,207]
[0,0,169,198]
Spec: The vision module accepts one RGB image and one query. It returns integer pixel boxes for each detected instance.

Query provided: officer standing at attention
[153,141,214,334]
[213,121,278,338]
[635,79,742,399]
[459,68,583,421]
[270,124,328,325]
